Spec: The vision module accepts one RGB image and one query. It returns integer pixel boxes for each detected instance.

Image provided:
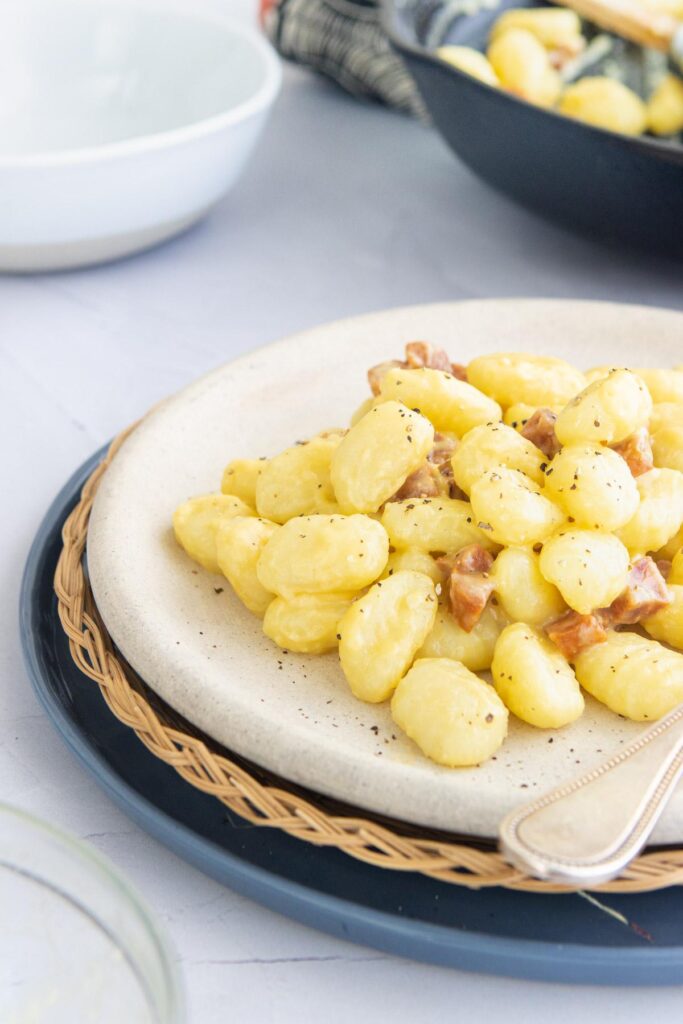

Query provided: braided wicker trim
[53,427,683,893]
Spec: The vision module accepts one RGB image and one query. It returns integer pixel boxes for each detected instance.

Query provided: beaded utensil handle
[500,703,683,886]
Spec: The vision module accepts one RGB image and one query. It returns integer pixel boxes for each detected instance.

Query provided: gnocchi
[450,421,545,495]
[492,545,565,626]
[646,74,683,137]
[555,369,652,447]
[173,341,683,770]
[338,571,438,702]
[216,516,278,616]
[539,529,630,614]
[256,433,341,523]
[173,493,255,574]
[381,496,498,554]
[649,403,683,473]
[467,352,586,408]
[382,548,442,583]
[418,602,508,672]
[643,585,683,650]
[470,467,565,545]
[436,46,500,87]
[263,592,354,654]
[391,658,508,766]
[575,631,683,720]
[433,4,683,141]
[492,623,584,728]
[487,28,561,108]
[378,367,501,437]
[559,77,647,136]
[543,443,639,531]
[221,458,266,506]
[616,468,683,555]
[257,514,388,597]
[331,401,434,513]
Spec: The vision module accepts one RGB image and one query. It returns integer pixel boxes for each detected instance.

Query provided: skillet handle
[555,0,678,51]
[499,702,683,886]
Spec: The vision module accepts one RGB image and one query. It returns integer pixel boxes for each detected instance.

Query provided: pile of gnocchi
[173,343,683,769]
[437,6,683,138]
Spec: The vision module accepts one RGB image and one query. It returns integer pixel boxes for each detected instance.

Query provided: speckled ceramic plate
[87,299,683,841]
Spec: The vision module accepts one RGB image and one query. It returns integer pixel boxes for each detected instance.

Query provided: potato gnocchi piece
[492,623,584,728]
[381,497,498,554]
[338,571,437,702]
[378,367,501,437]
[503,402,563,430]
[543,444,639,531]
[437,45,500,86]
[418,602,507,672]
[263,592,355,654]
[492,545,565,626]
[350,395,380,426]
[539,529,629,614]
[382,548,441,583]
[331,401,434,513]
[616,468,683,556]
[450,421,545,495]
[470,467,565,546]
[583,365,613,386]
[574,630,683,720]
[559,77,647,135]
[649,403,683,474]
[655,525,683,563]
[255,433,342,523]
[216,516,279,616]
[467,352,585,409]
[637,369,683,405]
[487,29,561,107]
[173,494,256,574]
[646,74,683,137]
[257,514,388,598]
[221,458,266,506]
[644,585,683,650]
[391,658,508,766]
[555,369,652,447]
[669,547,683,584]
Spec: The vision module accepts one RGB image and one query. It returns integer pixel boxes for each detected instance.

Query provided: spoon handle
[556,0,679,52]
[499,703,683,887]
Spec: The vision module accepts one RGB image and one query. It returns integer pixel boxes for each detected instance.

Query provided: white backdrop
[2,0,683,1020]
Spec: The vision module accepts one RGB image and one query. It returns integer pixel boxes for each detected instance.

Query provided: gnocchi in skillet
[174,342,683,769]
[437,5,681,140]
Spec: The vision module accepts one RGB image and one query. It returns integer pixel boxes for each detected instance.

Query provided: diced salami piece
[392,463,443,501]
[437,544,495,632]
[610,427,654,478]
[545,610,608,660]
[608,556,671,625]
[405,341,452,373]
[520,408,561,458]
[367,359,403,396]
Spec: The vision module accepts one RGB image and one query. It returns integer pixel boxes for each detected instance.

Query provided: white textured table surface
[3,1,683,1019]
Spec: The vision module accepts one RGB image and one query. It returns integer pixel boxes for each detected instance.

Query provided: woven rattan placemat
[53,427,683,893]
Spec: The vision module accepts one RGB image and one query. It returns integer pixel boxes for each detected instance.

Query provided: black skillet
[381,0,683,257]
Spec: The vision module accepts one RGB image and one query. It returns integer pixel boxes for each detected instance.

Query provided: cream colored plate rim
[87,299,683,841]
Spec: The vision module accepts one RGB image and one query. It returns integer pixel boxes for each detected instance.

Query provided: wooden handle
[557,0,678,51]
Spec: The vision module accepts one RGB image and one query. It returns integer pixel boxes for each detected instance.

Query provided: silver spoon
[499,703,683,887]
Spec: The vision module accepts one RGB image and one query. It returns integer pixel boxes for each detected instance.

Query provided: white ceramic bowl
[0,1,281,271]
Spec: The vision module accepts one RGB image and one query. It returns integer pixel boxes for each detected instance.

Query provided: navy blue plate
[19,449,683,985]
